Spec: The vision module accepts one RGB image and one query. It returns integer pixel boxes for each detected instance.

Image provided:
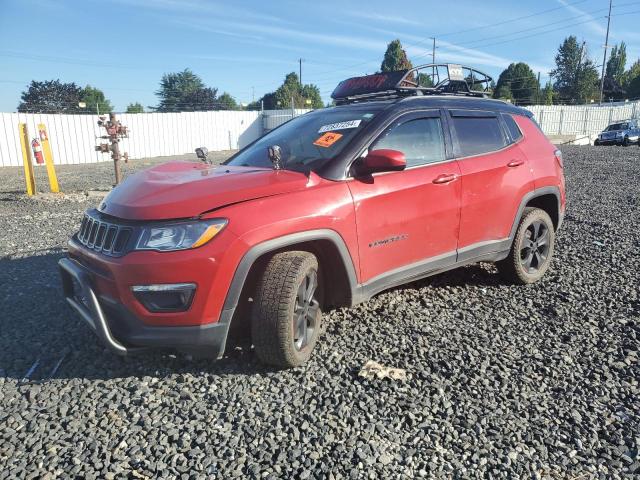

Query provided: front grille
[76,211,134,256]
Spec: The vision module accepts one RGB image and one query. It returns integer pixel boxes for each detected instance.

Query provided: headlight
[135,219,227,251]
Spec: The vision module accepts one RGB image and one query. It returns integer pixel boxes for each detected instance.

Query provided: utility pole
[251,86,255,103]
[599,0,613,105]
[537,72,541,104]
[299,58,304,86]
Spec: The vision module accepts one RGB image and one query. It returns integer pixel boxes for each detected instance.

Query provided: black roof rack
[331,64,493,105]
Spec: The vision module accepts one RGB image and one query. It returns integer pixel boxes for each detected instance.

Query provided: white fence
[525,102,640,136]
[3,102,635,167]
[0,110,268,168]
[263,109,311,132]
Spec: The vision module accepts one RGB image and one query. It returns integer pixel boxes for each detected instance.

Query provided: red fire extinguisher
[31,138,44,164]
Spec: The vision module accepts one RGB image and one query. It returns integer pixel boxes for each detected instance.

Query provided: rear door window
[372,117,446,168]
[450,110,508,157]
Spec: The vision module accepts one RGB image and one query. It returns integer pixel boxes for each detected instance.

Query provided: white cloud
[344,11,422,26]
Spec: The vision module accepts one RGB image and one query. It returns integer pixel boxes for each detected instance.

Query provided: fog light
[132,283,196,313]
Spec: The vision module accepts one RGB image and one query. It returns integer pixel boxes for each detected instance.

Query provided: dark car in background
[594,119,640,146]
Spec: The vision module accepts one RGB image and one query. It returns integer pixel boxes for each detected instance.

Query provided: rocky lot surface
[0,146,638,479]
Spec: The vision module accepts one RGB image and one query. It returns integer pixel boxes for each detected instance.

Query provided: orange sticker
[313,131,343,148]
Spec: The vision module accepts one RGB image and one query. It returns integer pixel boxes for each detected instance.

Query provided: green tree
[417,73,434,87]
[217,92,238,110]
[494,84,513,101]
[274,72,303,108]
[126,102,144,113]
[541,82,555,105]
[156,69,221,112]
[493,63,539,105]
[550,36,599,103]
[17,80,82,113]
[301,84,323,108]
[260,91,278,110]
[265,72,323,109]
[380,39,413,72]
[181,86,219,111]
[622,59,640,89]
[627,70,640,98]
[80,85,113,114]
[606,42,627,83]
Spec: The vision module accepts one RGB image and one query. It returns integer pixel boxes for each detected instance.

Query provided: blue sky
[2,0,640,111]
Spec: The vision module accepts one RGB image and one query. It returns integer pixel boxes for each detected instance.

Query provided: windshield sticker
[314,132,343,148]
[318,120,361,134]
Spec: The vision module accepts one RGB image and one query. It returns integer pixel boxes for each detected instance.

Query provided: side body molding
[214,187,563,358]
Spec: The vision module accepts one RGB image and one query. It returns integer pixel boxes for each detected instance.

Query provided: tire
[497,207,556,285]
[252,251,322,368]
[623,136,630,147]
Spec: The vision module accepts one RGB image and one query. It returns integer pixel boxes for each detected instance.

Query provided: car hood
[98,161,313,220]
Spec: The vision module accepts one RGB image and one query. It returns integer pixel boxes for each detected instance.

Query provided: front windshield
[226,108,379,172]
[607,123,628,131]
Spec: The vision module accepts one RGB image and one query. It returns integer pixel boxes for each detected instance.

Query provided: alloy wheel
[293,270,319,351]
[519,220,550,274]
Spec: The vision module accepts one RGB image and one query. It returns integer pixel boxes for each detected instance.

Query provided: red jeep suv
[59,65,565,367]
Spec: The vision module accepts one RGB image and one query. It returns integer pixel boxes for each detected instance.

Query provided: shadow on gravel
[0,250,282,382]
[1,250,506,383]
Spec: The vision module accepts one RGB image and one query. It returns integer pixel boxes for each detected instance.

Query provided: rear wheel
[252,251,322,368]
[497,207,555,284]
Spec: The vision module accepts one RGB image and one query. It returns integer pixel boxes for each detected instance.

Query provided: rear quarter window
[450,112,507,157]
[502,114,523,143]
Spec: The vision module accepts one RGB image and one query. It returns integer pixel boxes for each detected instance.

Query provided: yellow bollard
[19,123,36,196]
[37,124,59,193]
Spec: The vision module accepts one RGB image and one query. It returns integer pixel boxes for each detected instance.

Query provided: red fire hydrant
[32,138,44,164]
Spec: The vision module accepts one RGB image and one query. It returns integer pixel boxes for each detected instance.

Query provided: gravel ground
[0,146,638,479]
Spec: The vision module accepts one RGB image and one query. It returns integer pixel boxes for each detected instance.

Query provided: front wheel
[497,207,556,284]
[594,139,601,146]
[252,251,322,368]
[623,136,630,147]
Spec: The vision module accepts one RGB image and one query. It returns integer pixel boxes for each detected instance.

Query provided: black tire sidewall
[252,252,322,367]
[512,209,555,283]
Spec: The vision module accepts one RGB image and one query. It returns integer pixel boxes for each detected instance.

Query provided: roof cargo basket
[331,64,493,104]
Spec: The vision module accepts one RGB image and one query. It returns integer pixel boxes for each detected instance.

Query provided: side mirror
[358,149,406,175]
[195,146,209,163]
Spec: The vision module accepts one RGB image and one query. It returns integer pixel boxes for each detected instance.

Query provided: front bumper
[58,257,231,356]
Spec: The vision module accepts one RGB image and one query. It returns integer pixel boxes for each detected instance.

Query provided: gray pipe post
[599,0,613,105]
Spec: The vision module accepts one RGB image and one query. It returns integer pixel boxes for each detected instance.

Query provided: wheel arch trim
[221,229,358,313]
[509,186,562,241]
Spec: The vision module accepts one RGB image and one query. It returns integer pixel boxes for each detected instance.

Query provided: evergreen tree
[541,82,555,105]
[380,39,413,72]
[493,63,539,105]
[606,42,627,83]
[81,85,113,114]
[126,102,144,113]
[217,92,238,110]
[18,80,83,113]
[156,69,220,112]
[550,36,599,103]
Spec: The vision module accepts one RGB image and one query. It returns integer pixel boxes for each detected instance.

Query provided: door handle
[507,159,525,167]
[432,173,458,184]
